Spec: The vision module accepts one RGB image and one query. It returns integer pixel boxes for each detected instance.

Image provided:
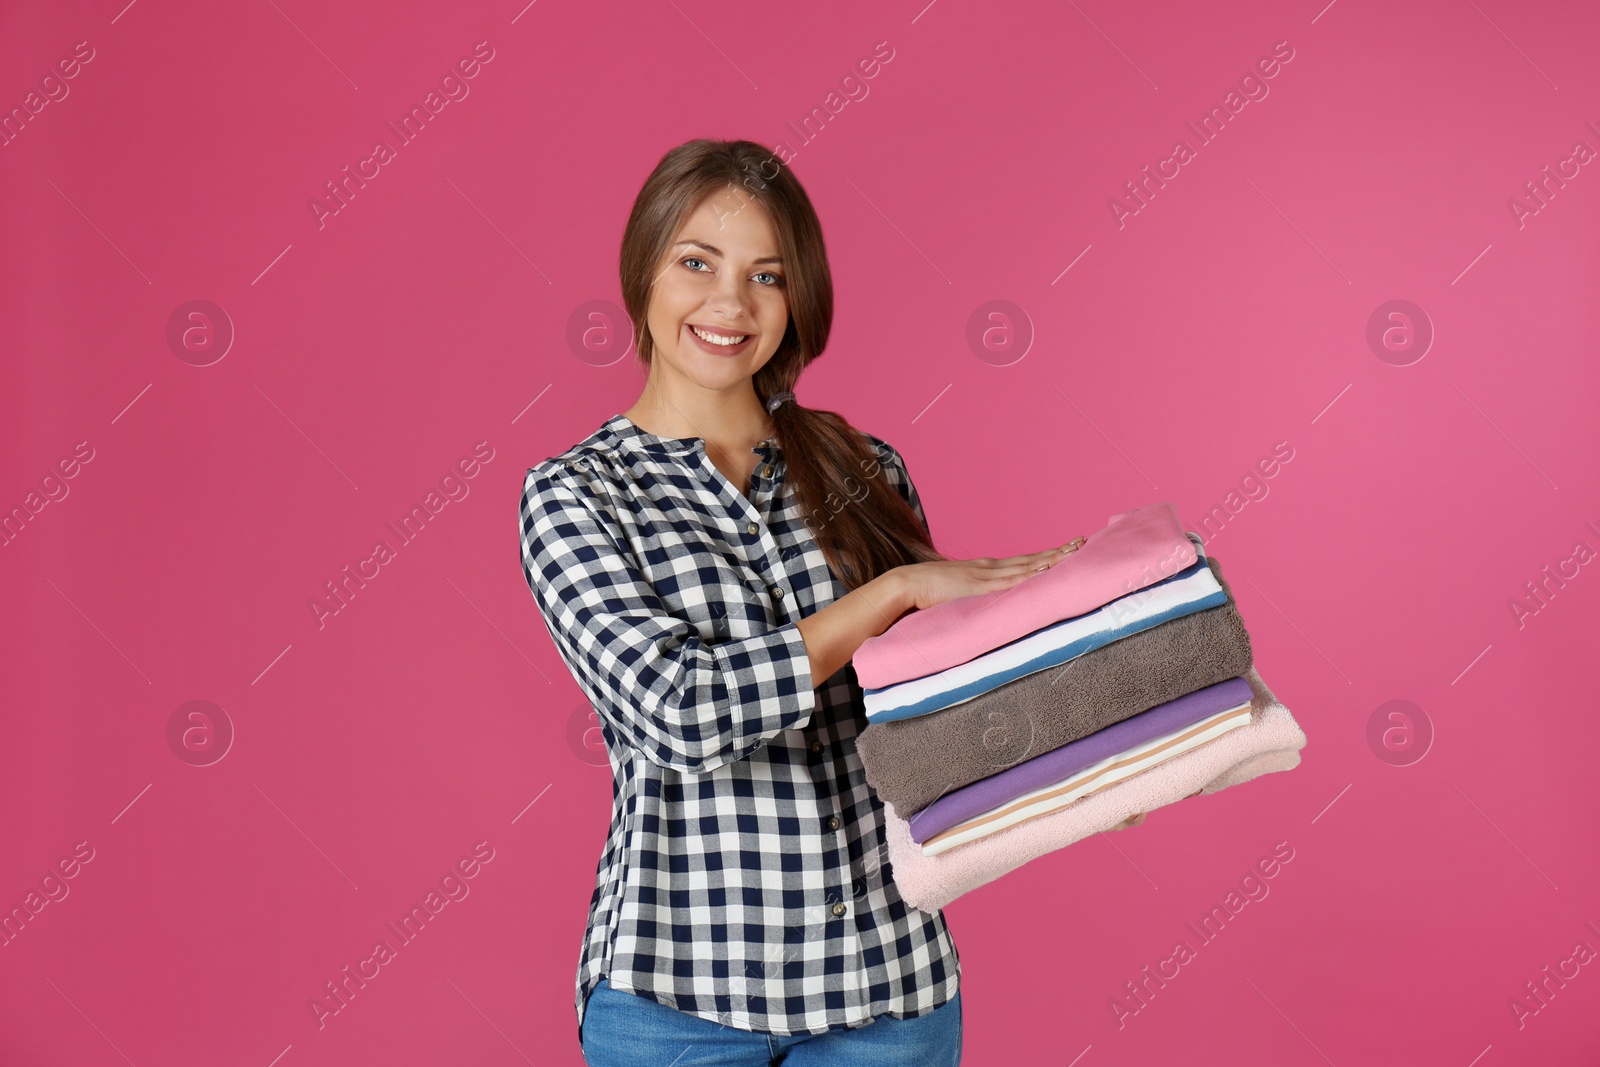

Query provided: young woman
[519,139,1082,1066]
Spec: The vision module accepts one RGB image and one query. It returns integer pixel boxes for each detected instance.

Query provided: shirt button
[831,903,847,917]
[811,740,823,754]
[771,586,784,599]
[747,522,759,536]
[763,465,773,478]
[827,816,840,830]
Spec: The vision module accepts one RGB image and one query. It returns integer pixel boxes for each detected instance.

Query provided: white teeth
[691,325,748,346]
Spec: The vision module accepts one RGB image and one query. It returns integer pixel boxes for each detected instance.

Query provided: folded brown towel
[855,555,1253,817]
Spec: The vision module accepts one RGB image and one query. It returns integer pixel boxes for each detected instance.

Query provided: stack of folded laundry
[853,501,1308,913]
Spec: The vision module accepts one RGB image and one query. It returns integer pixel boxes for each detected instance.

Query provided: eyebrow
[673,239,784,265]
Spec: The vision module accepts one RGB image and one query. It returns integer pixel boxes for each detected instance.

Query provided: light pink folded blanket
[883,666,1307,913]
[854,502,1197,689]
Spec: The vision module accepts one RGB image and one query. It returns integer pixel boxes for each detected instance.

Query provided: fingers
[963,542,1081,592]
[993,546,1073,571]
[978,535,1083,570]
[1022,544,1077,573]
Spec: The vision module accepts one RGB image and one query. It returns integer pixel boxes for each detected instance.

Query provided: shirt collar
[604,413,781,459]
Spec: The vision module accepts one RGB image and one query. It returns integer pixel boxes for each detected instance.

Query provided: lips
[684,322,755,356]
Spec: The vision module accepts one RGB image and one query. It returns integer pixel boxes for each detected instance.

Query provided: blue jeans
[580,978,962,1066]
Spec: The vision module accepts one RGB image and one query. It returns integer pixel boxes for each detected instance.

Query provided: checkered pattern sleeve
[867,436,930,539]
[520,465,818,775]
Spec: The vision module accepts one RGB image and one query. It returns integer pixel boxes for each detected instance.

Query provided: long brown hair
[620,138,943,590]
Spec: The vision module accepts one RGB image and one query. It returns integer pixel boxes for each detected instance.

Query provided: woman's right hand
[892,540,1083,613]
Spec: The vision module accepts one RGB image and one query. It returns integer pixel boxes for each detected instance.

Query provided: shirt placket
[691,440,868,1024]
[691,440,794,616]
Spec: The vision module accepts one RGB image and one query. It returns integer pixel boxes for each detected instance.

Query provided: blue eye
[681,256,782,287]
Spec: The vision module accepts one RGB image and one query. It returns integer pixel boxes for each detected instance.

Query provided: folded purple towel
[856,555,1252,818]
[907,676,1254,843]
[884,666,1306,914]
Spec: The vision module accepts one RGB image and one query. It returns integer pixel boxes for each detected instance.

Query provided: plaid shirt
[519,412,961,1043]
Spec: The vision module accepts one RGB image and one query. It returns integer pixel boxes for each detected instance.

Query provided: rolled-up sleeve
[520,465,817,775]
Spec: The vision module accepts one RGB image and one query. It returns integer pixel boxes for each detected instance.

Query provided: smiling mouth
[689,324,750,345]
[685,323,756,355]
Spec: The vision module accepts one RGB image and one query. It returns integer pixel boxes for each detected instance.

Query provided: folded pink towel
[882,666,1307,913]
[854,502,1197,689]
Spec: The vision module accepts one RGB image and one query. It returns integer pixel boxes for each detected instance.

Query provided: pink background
[3,0,1598,1063]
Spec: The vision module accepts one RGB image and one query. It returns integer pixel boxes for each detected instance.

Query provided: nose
[703,272,749,324]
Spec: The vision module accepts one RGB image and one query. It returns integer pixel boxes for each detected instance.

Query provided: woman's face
[645,187,789,394]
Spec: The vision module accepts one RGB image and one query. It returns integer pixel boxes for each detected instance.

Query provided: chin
[670,346,768,382]
[688,364,757,390]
